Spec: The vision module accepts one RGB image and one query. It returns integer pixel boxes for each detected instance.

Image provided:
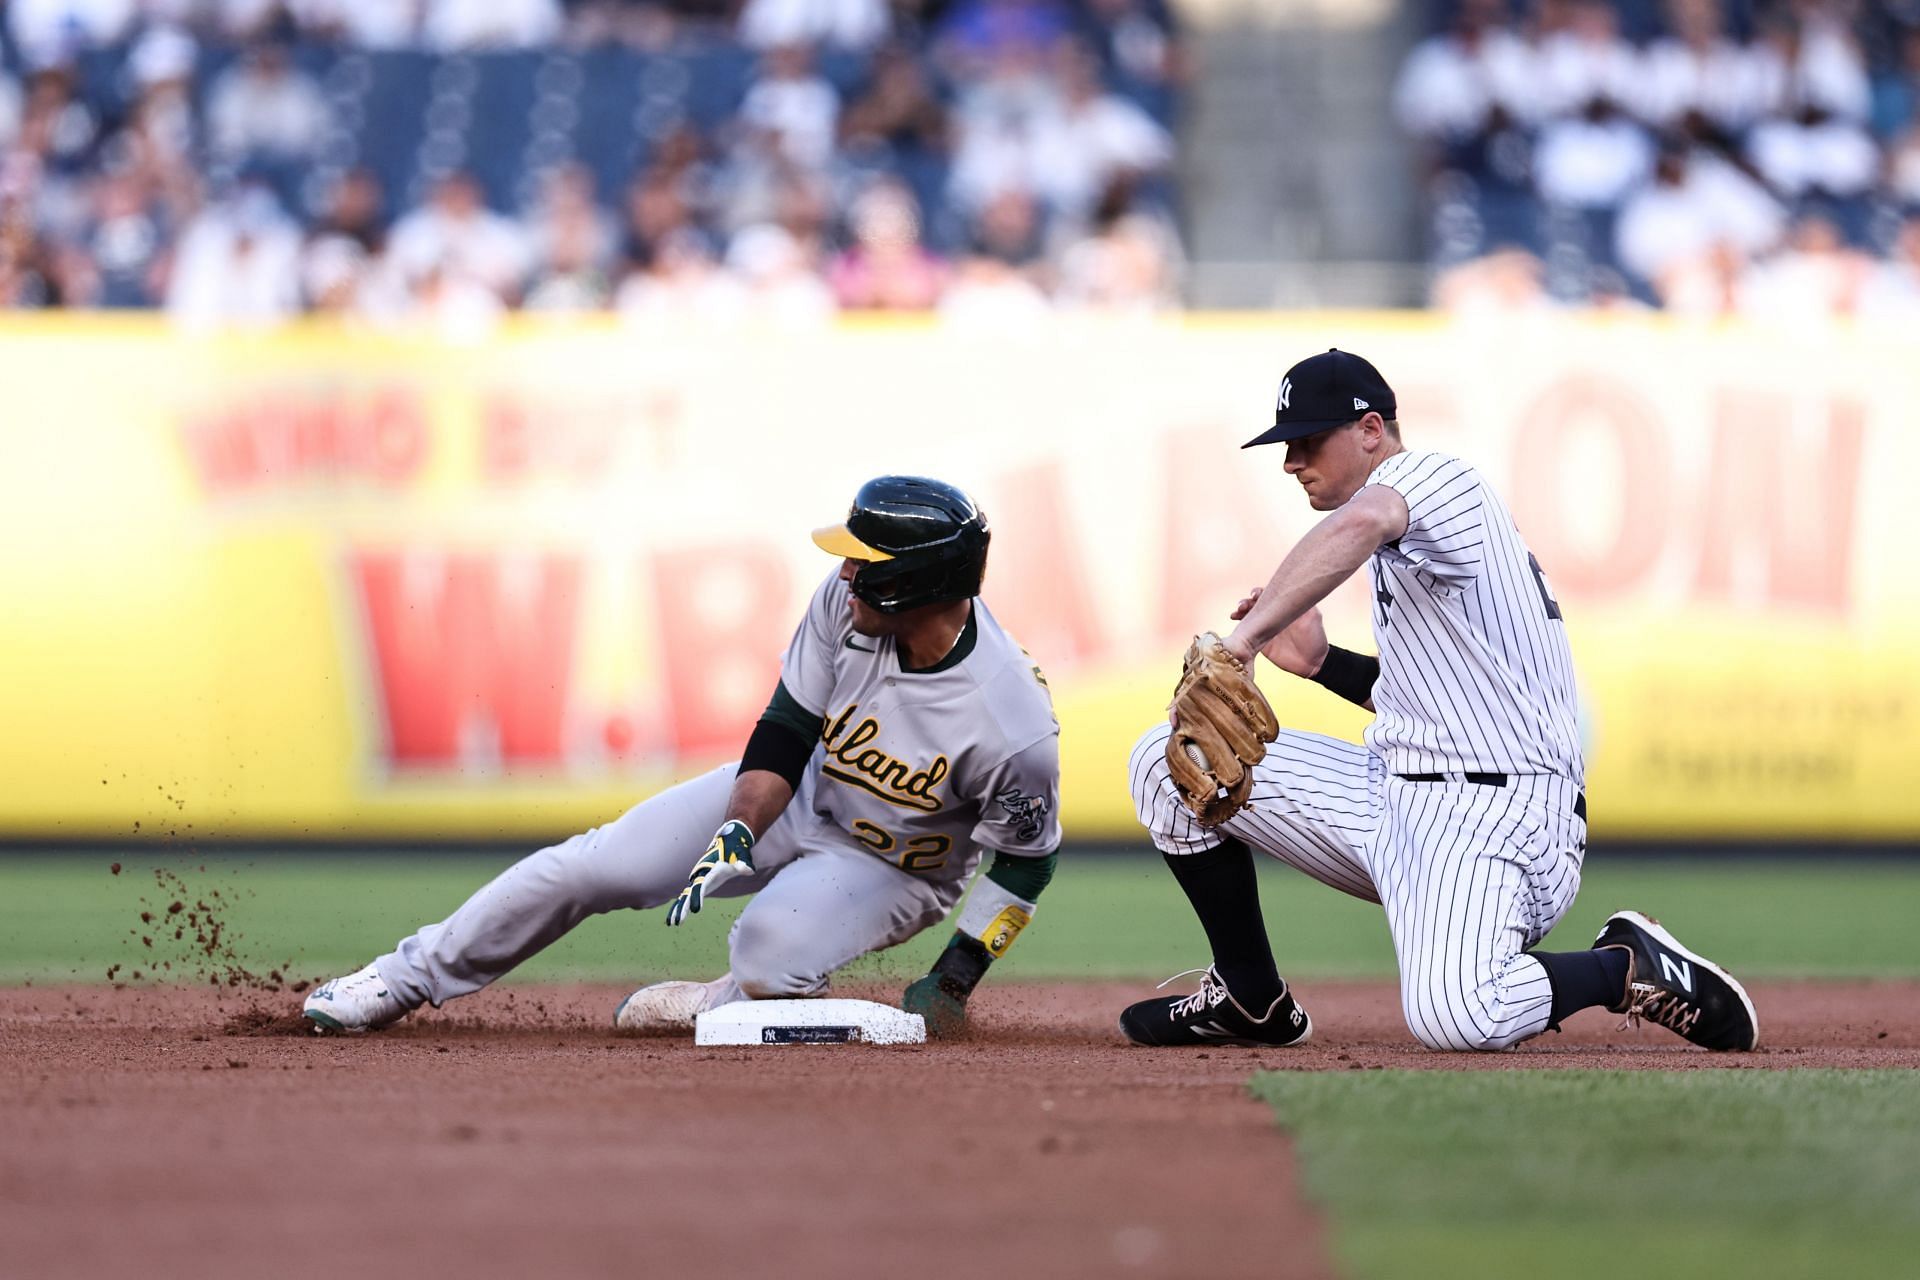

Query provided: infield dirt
[3,980,1915,1280]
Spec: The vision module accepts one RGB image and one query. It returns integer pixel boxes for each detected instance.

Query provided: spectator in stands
[166,183,303,329]
[276,1,420,49]
[408,254,508,338]
[1030,40,1173,224]
[969,187,1050,287]
[939,186,1053,326]
[1536,0,1640,122]
[738,0,891,52]
[80,166,173,308]
[1431,246,1552,315]
[1533,94,1654,210]
[0,198,65,307]
[423,0,564,50]
[207,41,331,166]
[7,0,139,68]
[725,221,837,324]
[16,66,103,179]
[828,178,947,309]
[1636,0,1775,133]
[1053,176,1179,312]
[124,27,201,179]
[621,167,695,271]
[524,165,618,311]
[738,43,841,171]
[1739,211,1870,320]
[527,163,618,281]
[1779,4,1873,123]
[615,227,748,323]
[1615,137,1784,303]
[1748,101,1880,207]
[839,43,950,167]
[1080,0,1186,99]
[1858,214,1920,317]
[310,168,388,257]
[1886,122,1920,208]
[387,170,530,303]
[1392,0,1538,173]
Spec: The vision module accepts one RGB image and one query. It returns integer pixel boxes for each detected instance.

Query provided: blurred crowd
[1398,0,1920,319]
[0,1,1187,328]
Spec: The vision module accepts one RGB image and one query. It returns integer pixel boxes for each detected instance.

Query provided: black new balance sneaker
[1119,966,1313,1047]
[1594,911,1759,1051]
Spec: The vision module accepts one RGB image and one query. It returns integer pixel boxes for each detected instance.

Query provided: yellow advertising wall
[1,313,1914,842]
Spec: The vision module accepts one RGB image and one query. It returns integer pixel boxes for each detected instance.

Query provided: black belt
[1396,772,1587,823]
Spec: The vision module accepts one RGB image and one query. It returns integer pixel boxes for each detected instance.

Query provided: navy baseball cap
[1243,348,1397,448]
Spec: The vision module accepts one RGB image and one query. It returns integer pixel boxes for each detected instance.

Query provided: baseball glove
[1165,632,1280,826]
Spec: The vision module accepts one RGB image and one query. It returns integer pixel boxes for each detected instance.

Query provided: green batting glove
[666,820,755,927]
[902,973,969,1039]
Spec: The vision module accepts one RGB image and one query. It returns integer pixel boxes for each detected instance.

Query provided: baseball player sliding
[1123,349,1758,1053]
[304,476,1062,1038]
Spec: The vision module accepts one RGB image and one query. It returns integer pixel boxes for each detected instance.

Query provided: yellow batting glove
[666,820,756,926]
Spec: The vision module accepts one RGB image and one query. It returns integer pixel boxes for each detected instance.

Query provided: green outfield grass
[1253,1070,1920,1280]
[0,850,1915,985]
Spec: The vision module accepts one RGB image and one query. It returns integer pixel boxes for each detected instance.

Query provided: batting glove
[666,820,756,926]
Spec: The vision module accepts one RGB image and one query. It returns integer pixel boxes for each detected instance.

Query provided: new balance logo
[1190,1022,1233,1039]
[1659,953,1694,992]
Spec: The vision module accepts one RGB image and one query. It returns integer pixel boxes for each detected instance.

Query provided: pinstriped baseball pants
[1130,724,1586,1051]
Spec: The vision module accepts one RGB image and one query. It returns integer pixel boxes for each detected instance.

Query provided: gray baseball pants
[374,764,955,1008]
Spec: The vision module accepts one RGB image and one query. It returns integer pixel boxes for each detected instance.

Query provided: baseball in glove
[1165,632,1280,825]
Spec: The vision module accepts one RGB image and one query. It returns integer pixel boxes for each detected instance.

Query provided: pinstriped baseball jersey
[1362,450,1583,781]
[779,574,1063,885]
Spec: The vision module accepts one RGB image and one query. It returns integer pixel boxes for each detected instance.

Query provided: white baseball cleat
[303,962,412,1033]
[613,975,743,1033]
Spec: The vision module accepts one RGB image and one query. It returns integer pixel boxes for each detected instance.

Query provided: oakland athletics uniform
[374,573,1061,1010]
[1132,449,1589,1050]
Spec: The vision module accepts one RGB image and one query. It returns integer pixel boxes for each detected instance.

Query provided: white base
[693,998,926,1046]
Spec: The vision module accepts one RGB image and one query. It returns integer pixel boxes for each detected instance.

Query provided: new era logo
[1354,397,1369,411]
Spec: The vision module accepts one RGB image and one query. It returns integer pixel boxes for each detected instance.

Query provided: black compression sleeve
[738,717,813,791]
[1311,645,1379,708]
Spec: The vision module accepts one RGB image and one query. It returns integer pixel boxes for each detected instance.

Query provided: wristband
[1311,645,1379,708]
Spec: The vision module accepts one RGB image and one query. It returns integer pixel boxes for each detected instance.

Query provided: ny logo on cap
[1354,398,1369,411]
[1277,378,1292,412]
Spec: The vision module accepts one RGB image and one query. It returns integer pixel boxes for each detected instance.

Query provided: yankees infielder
[305,476,1062,1038]
[1122,349,1758,1052]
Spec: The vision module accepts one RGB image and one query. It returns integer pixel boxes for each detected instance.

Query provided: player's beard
[848,598,900,637]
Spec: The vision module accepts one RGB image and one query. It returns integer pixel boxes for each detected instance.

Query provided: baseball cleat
[613,976,743,1033]
[1118,965,1313,1048]
[1594,910,1759,1051]
[303,962,412,1033]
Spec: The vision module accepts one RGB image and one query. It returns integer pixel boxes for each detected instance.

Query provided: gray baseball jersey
[370,574,1060,1009]
[780,573,1063,885]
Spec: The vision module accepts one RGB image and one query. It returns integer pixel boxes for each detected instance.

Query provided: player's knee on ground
[1400,969,1532,1053]
[728,911,830,999]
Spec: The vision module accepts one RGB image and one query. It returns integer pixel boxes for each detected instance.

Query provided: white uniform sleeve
[777,573,849,717]
[967,735,1062,856]
[1363,453,1488,588]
